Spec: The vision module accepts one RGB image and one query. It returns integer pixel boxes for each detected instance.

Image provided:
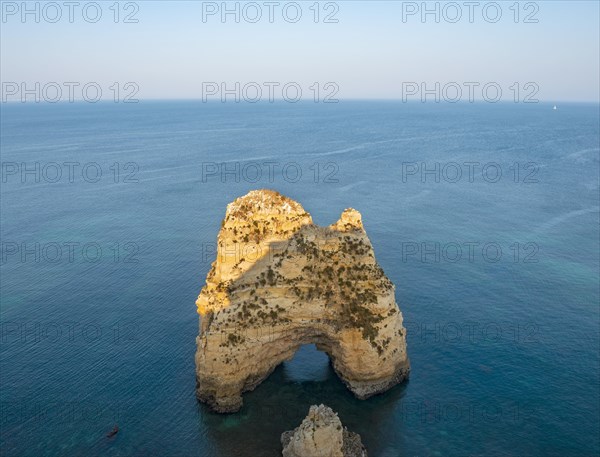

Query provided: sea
[1,101,598,457]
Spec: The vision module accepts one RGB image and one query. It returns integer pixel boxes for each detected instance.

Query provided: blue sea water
[0,101,598,457]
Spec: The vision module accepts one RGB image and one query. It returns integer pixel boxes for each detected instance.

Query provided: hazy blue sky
[1,1,599,101]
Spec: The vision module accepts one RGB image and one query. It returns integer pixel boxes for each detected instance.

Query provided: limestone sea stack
[281,404,367,457]
[195,190,409,412]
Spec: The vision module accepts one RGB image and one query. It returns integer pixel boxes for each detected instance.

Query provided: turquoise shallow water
[1,101,598,456]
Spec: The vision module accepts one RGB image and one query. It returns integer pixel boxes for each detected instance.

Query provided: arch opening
[281,344,332,383]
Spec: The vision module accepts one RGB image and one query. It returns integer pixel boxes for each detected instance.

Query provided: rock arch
[195,190,409,412]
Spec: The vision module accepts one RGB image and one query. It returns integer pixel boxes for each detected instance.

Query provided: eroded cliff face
[281,404,367,457]
[195,190,409,413]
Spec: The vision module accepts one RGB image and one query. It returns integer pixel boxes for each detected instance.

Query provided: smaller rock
[281,405,367,457]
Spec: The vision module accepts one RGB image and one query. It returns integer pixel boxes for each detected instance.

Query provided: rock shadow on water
[198,343,409,457]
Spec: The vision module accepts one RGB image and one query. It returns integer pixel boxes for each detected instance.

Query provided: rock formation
[195,190,409,412]
[281,404,367,457]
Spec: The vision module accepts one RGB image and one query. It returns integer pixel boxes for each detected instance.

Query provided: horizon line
[1,98,599,104]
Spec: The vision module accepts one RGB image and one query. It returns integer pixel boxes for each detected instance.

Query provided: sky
[1,1,599,102]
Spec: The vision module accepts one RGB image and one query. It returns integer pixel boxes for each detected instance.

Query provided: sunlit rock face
[195,190,409,413]
[281,404,368,457]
